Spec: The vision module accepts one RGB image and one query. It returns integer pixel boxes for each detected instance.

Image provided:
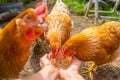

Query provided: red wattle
[26,29,35,40]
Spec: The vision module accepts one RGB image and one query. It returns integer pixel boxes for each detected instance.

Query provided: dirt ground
[0,0,120,80]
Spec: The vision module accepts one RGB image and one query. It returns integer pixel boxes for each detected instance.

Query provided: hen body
[45,0,73,53]
[63,21,120,65]
[0,3,47,78]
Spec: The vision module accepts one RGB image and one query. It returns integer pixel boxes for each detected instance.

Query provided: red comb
[62,47,74,57]
[35,2,47,15]
[62,47,67,56]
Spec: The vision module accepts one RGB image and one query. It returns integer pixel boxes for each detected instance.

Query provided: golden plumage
[45,0,73,52]
[63,21,120,65]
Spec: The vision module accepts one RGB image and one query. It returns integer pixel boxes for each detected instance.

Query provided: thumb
[40,54,51,68]
[59,69,66,80]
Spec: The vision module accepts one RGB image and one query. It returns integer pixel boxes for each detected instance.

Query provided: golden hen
[45,0,73,56]
[61,21,120,79]
[0,2,47,78]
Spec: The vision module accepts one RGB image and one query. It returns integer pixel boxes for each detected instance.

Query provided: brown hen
[61,21,120,79]
[45,0,73,56]
[0,2,47,78]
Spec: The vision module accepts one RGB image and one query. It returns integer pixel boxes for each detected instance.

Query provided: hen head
[15,2,48,41]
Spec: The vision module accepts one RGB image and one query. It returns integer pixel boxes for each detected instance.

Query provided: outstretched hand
[39,53,59,80]
[40,53,85,80]
[59,58,85,80]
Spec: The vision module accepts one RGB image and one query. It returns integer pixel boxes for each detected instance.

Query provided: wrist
[72,72,85,80]
[39,66,55,80]
[18,72,43,80]
[63,72,85,80]
[39,67,49,79]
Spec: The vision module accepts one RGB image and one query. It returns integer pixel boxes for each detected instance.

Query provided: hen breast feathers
[45,0,73,52]
[63,21,120,65]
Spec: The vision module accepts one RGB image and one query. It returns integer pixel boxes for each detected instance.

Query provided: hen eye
[26,15,31,19]
[24,15,32,23]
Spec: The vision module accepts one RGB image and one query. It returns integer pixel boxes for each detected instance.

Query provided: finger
[40,54,51,67]
[48,52,53,59]
[40,62,44,68]
[40,54,47,68]
[52,69,60,80]
[72,58,81,67]
[68,58,81,71]
[59,69,66,80]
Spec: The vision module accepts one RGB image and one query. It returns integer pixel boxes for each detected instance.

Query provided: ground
[0,0,120,80]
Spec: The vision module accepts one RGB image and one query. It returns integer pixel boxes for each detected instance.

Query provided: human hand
[59,58,85,80]
[39,53,59,80]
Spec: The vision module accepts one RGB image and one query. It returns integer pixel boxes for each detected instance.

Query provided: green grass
[71,1,85,14]
[63,0,87,15]
[63,0,119,17]
[51,0,87,15]
[21,0,28,4]
[0,0,8,4]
